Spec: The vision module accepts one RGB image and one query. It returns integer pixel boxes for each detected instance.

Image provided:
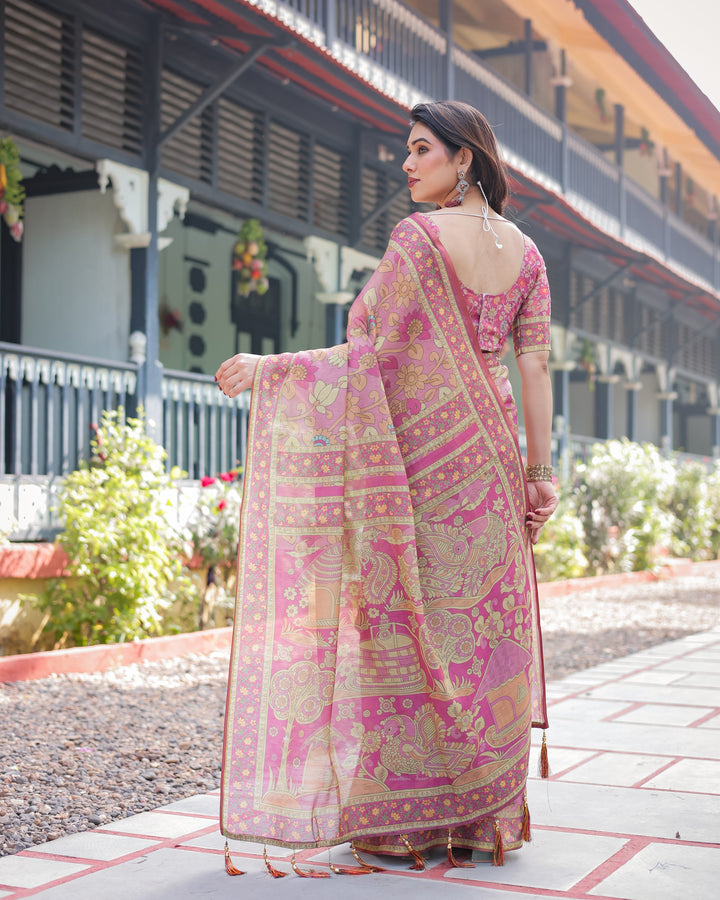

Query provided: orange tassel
[350,844,385,873]
[328,862,375,875]
[539,731,550,779]
[290,851,331,878]
[224,841,245,876]
[328,850,374,876]
[400,834,426,871]
[263,846,287,878]
[492,821,504,867]
[447,829,474,868]
[522,796,531,842]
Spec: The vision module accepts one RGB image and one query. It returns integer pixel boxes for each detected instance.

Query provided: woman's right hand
[215,353,261,398]
[526,480,558,544]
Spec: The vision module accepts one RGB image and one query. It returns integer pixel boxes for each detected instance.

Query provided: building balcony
[0,341,249,537]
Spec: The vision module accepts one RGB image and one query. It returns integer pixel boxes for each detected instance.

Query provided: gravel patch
[0,652,228,857]
[1,573,719,857]
[540,573,720,679]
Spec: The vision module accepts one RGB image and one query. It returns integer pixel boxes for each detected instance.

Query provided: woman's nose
[402,155,413,173]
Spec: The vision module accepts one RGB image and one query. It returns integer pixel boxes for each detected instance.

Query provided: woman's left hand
[215,353,261,397]
[526,481,558,544]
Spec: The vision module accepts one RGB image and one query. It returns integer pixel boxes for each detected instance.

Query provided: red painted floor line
[570,835,654,895]
[545,639,720,709]
[12,823,219,897]
[631,757,682,788]
[529,824,720,848]
[545,750,603,780]
[148,808,219,819]
[601,701,645,722]
[688,707,720,727]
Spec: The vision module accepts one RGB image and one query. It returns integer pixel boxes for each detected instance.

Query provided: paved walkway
[1,627,719,899]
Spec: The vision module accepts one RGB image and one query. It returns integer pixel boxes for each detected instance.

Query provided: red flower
[217,499,227,511]
[220,471,234,482]
[201,476,216,487]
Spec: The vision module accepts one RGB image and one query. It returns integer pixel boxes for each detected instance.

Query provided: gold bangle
[525,464,553,482]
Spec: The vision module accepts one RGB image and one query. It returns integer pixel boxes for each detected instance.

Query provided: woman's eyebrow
[406,137,430,150]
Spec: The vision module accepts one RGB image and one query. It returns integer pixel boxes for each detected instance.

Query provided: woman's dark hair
[410,101,508,213]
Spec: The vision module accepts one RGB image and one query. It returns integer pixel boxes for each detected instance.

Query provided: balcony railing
[273,0,720,294]
[0,344,248,480]
[162,369,249,479]
[0,342,137,478]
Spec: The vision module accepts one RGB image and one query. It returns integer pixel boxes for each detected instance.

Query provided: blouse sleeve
[512,241,551,356]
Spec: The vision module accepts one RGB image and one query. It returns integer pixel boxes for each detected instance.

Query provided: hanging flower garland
[0,137,25,242]
[232,219,269,297]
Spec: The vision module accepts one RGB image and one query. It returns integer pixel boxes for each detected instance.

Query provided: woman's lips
[408,178,419,187]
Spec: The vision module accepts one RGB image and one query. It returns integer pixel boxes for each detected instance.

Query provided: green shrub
[533,490,588,582]
[34,409,194,647]
[707,461,720,559]
[570,439,675,574]
[668,460,715,560]
[534,442,718,580]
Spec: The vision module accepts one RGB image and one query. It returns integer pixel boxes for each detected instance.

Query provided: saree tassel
[328,863,374,876]
[539,731,550,779]
[328,851,374,876]
[522,795,532,842]
[400,834,426,871]
[447,829,474,868]
[290,851,331,878]
[224,841,245,876]
[263,846,287,878]
[350,843,385,873]
[492,821,505,867]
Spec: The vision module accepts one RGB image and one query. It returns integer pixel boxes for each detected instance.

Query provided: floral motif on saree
[220,214,548,853]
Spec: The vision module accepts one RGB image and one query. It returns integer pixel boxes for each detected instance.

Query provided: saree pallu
[221,213,548,854]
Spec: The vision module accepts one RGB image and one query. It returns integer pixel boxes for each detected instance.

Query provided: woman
[216,101,557,873]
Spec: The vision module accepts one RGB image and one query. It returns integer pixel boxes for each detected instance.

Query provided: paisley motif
[221,213,549,856]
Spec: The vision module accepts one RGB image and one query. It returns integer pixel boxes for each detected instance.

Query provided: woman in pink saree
[216,101,557,872]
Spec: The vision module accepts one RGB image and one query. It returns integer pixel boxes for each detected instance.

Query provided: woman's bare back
[423,210,526,296]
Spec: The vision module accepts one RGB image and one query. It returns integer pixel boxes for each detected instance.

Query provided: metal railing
[333,0,447,99]
[566,132,621,223]
[280,0,720,292]
[0,344,248,480]
[0,342,137,478]
[162,369,249,479]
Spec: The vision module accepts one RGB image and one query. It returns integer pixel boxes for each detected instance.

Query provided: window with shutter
[161,69,213,184]
[267,120,310,221]
[81,28,143,155]
[312,143,350,239]
[216,98,264,205]
[3,0,75,132]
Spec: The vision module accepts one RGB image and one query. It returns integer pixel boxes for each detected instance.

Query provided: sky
[628,0,720,111]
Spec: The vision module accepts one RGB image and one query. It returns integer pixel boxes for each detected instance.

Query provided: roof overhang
[136,0,719,324]
[137,0,417,134]
[571,0,720,162]
[510,169,720,322]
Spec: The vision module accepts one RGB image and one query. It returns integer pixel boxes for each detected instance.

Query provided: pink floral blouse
[423,215,551,356]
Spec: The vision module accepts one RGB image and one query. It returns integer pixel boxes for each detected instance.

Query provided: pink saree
[221,213,548,856]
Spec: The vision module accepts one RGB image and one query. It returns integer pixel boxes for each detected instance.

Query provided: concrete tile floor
[1,626,718,899]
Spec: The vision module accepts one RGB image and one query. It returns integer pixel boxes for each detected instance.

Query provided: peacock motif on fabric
[221,214,549,854]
